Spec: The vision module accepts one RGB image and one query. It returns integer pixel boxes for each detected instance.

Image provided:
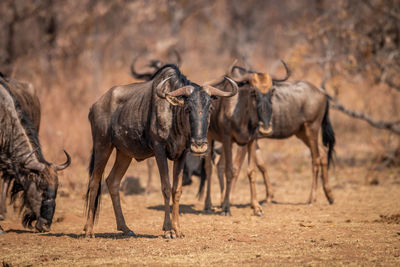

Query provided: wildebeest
[202,65,336,216]
[130,52,209,191]
[0,73,41,220]
[202,61,290,216]
[84,64,238,238]
[0,75,71,232]
[130,51,189,193]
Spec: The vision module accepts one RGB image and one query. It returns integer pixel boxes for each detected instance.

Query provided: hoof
[203,206,215,214]
[221,210,231,216]
[85,232,95,238]
[254,210,264,217]
[164,230,184,239]
[0,214,4,221]
[125,230,137,237]
[328,198,334,205]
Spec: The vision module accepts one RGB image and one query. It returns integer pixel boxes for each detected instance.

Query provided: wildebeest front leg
[145,158,155,194]
[171,153,186,238]
[221,135,233,216]
[0,179,10,220]
[254,143,274,204]
[106,150,134,236]
[230,145,247,197]
[153,143,173,238]
[204,145,213,212]
[216,149,225,206]
[247,141,264,216]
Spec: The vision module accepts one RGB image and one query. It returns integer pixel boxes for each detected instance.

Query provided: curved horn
[156,76,172,99]
[167,85,194,97]
[272,60,291,83]
[203,76,226,86]
[23,148,45,172]
[227,59,238,77]
[172,49,182,67]
[204,76,238,97]
[130,55,154,80]
[54,150,71,171]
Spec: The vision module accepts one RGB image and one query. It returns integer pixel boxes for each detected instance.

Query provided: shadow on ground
[40,232,158,239]
[147,204,220,215]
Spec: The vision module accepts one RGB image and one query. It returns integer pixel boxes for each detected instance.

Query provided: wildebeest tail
[322,100,335,167]
[85,147,102,220]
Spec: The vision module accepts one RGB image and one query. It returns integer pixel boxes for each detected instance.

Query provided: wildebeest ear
[250,73,273,94]
[166,95,185,106]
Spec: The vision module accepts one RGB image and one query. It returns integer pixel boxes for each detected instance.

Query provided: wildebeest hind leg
[319,145,334,204]
[106,150,134,236]
[297,124,320,204]
[170,153,186,238]
[84,144,113,238]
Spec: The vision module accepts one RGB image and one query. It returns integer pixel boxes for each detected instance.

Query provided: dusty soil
[1,137,399,266]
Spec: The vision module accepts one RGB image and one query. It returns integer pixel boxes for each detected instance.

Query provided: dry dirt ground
[1,136,399,266]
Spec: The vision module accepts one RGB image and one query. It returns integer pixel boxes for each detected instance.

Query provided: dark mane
[151,64,194,86]
[232,65,256,74]
[0,79,48,165]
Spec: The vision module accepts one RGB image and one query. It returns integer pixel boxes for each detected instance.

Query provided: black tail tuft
[85,147,102,220]
[322,100,336,167]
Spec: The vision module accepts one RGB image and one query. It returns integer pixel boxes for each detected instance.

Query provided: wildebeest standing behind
[228,75,335,206]
[85,64,238,238]
[0,73,41,220]
[0,76,71,232]
[202,61,289,216]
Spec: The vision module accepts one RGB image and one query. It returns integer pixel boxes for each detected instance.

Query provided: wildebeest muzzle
[35,188,57,232]
[190,137,208,155]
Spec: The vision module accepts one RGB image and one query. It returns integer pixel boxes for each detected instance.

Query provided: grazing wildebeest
[202,61,290,216]
[0,73,41,220]
[84,64,238,238]
[202,65,336,215]
[0,76,71,232]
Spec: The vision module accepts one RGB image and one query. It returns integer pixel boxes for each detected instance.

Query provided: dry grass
[0,127,399,265]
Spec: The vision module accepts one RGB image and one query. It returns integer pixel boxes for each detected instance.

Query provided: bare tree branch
[320,84,400,135]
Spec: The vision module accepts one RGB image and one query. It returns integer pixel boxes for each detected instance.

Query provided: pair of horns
[227,59,291,83]
[23,149,71,172]
[156,76,238,101]
[130,49,182,81]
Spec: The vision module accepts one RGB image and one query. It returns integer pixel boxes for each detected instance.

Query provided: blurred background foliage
[0,0,399,168]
